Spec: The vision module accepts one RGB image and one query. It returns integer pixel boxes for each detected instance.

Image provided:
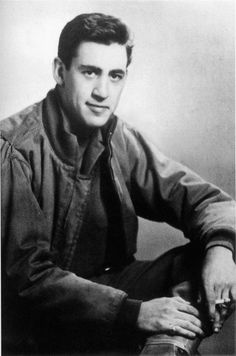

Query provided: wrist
[136,302,147,331]
[205,245,233,259]
[117,298,142,327]
[204,230,235,255]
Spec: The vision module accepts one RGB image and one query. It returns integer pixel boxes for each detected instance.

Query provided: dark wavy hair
[58,13,133,69]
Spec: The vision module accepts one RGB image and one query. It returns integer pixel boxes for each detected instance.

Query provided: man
[1,13,235,356]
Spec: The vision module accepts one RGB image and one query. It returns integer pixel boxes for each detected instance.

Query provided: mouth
[86,102,109,113]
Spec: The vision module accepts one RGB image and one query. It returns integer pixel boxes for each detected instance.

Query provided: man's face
[61,41,128,129]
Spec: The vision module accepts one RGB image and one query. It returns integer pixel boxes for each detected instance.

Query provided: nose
[92,77,109,101]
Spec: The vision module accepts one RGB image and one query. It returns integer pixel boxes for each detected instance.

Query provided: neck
[76,123,95,146]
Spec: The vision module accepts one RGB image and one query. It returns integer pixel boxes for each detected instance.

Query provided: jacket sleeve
[124,127,235,251]
[1,137,127,325]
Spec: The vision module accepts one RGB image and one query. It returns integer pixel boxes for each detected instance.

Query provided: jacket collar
[42,87,117,169]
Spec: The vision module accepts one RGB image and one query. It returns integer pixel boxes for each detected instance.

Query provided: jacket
[1,88,235,349]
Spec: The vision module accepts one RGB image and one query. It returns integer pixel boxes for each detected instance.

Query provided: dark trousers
[33,243,207,355]
[91,243,204,355]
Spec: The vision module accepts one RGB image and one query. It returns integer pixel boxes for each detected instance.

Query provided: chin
[87,116,110,128]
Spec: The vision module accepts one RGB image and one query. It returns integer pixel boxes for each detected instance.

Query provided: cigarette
[215,299,225,304]
[215,298,231,305]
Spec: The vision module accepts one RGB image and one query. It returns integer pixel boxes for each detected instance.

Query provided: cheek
[111,86,124,105]
[74,82,93,103]
[65,76,90,100]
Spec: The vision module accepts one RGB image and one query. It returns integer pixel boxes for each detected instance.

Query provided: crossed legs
[104,243,208,355]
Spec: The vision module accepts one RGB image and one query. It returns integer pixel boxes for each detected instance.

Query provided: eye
[83,70,96,79]
[110,72,124,82]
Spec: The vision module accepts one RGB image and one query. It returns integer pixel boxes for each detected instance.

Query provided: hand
[137,296,204,339]
[201,246,236,333]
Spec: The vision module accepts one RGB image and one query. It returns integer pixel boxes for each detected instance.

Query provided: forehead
[72,41,127,70]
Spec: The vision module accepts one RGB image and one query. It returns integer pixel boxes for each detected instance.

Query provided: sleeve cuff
[116,298,142,327]
[204,230,235,254]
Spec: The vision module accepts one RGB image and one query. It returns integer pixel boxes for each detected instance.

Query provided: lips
[86,102,110,115]
[86,102,109,110]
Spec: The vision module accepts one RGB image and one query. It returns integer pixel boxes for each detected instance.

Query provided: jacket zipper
[107,130,121,201]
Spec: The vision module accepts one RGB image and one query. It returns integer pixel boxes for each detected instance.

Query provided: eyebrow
[79,65,101,73]
[78,65,126,76]
[110,69,126,76]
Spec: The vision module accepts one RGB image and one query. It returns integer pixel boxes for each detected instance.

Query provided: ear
[53,57,65,86]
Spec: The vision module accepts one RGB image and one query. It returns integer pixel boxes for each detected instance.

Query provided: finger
[219,288,231,322]
[205,286,216,321]
[213,285,224,332]
[176,311,205,336]
[170,325,196,340]
[177,319,204,337]
[177,302,200,318]
[214,284,222,300]
[178,312,203,329]
[225,287,236,315]
[174,296,191,304]
[213,309,222,333]
[230,285,236,303]
[221,287,230,302]
[218,306,229,324]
